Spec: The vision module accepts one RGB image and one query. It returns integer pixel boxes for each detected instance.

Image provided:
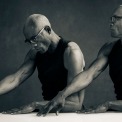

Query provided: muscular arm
[61,44,110,99]
[82,100,122,113]
[2,42,85,114]
[0,49,37,95]
[29,42,115,116]
[61,41,85,112]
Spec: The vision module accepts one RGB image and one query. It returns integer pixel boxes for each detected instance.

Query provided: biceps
[68,56,85,79]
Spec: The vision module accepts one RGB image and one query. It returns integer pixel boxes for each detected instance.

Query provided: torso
[35,38,70,100]
[108,39,122,99]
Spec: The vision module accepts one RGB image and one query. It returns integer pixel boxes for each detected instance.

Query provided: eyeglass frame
[110,15,122,23]
[25,26,45,44]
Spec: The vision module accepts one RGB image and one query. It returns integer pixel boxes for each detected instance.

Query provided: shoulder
[67,41,80,49]
[98,40,117,57]
[64,41,85,68]
[64,41,83,57]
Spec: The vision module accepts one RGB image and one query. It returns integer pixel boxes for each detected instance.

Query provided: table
[0,112,122,122]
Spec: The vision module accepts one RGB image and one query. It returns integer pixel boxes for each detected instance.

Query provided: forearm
[32,100,80,113]
[108,100,122,111]
[62,71,92,98]
[0,74,19,95]
[35,100,80,112]
[61,100,81,112]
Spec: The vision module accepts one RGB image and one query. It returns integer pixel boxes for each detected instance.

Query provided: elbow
[71,101,82,111]
[73,102,82,111]
[75,104,82,111]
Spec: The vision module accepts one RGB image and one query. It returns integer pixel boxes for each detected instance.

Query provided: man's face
[25,27,51,54]
[110,7,122,38]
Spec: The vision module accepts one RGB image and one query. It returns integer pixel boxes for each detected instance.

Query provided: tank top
[36,38,70,100]
[109,40,122,99]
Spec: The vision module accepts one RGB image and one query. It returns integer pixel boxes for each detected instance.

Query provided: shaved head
[113,5,122,16]
[23,14,51,39]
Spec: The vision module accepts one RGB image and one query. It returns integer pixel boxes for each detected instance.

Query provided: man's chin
[111,33,119,38]
[38,49,47,54]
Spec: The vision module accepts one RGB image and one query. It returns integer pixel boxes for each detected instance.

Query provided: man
[0,14,85,115]
[37,5,122,115]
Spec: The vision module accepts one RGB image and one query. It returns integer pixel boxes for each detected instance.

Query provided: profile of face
[110,5,122,38]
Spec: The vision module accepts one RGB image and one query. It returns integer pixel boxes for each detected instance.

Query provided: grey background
[0,0,121,111]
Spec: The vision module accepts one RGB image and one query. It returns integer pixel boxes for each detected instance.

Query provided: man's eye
[33,38,36,41]
[31,37,36,41]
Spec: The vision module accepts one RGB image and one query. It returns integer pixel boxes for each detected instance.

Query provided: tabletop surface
[0,112,122,122]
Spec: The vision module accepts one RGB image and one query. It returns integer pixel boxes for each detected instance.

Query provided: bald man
[36,5,122,115]
[0,14,85,115]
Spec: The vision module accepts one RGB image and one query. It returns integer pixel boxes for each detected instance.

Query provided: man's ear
[44,26,51,34]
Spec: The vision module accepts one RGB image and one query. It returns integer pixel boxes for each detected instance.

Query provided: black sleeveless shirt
[36,38,69,100]
[108,40,122,99]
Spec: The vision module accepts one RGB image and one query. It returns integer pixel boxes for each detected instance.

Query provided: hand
[37,91,66,116]
[2,101,42,114]
[83,102,110,114]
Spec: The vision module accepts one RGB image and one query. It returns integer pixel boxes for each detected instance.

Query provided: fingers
[37,102,64,117]
[36,95,65,117]
[37,102,55,117]
[2,108,22,115]
[55,105,63,116]
[75,108,96,114]
[2,105,36,115]
[83,106,107,114]
[1,102,40,115]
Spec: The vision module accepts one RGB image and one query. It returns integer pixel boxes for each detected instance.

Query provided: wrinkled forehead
[113,5,122,16]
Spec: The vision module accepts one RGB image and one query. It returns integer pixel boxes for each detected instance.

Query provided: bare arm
[0,49,37,95]
[34,42,86,116]
[2,42,85,114]
[82,100,122,113]
[41,42,114,115]
[29,42,115,116]
[62,44,111,98]
[61,41,85,112]
[1,42,85,114]
[62,60,107,98]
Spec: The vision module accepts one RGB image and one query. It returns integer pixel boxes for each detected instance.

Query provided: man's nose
[110,21,114,27]
[110,22,113,26]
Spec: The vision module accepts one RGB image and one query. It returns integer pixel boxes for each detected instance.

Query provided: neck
[48,31,61,53]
